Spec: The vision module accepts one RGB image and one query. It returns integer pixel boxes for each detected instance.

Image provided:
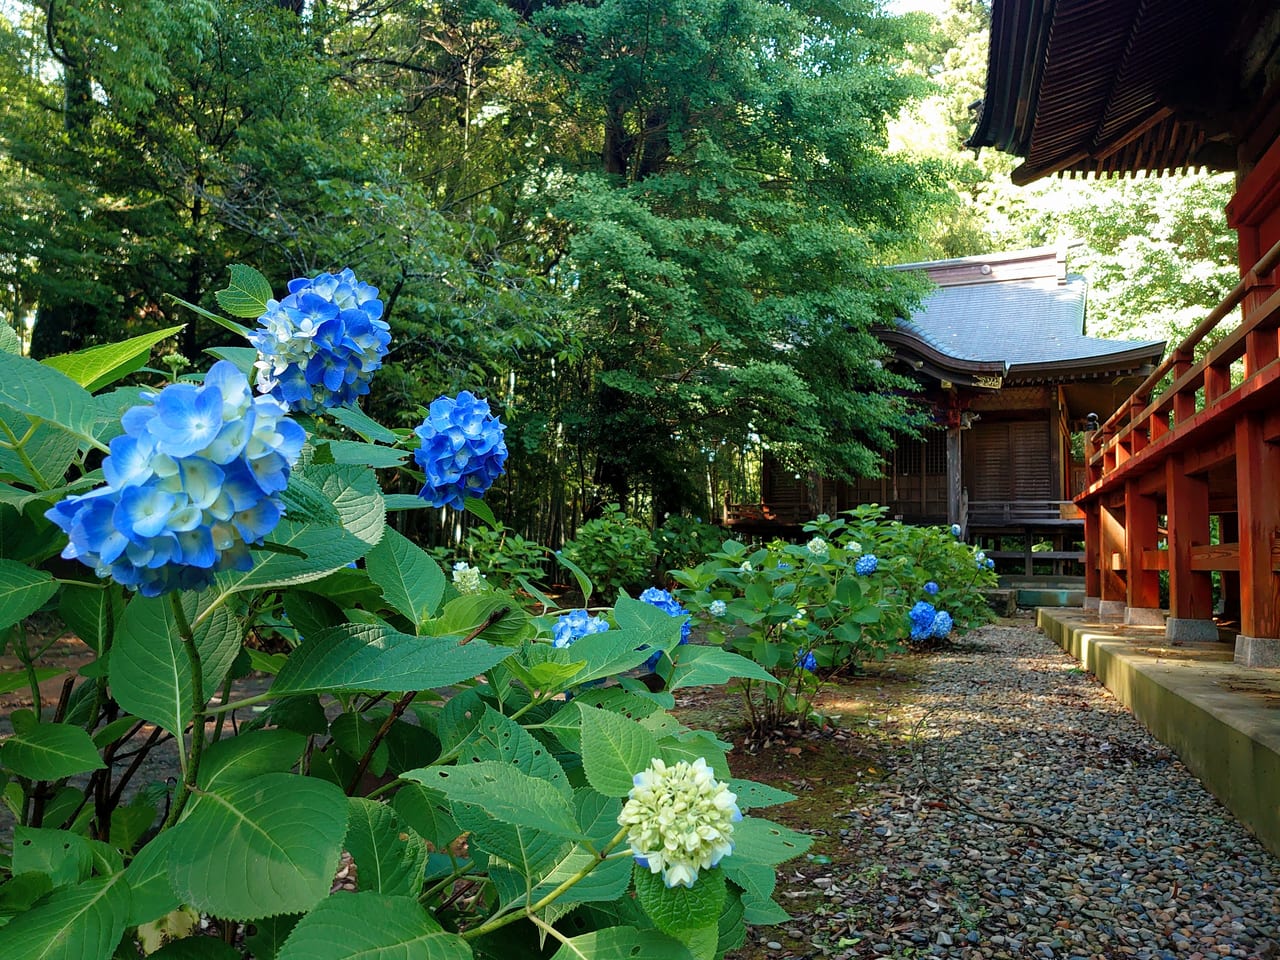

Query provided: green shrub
[559,503,658,602]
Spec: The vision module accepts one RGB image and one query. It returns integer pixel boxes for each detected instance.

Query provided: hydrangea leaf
[343,798,429,898]
[365,526,446,625]
[276,892,471,960]
[462,497,498,529]
[578,705,661,798]
[401,761,583,840]
[0,408,82,491]
[390,784,462,852]
[429,594,532,645]
[166,773,348,921]
[0,559,58,633]
[634,870,727,936]
[195,729,306,793]
[329,712,389,776]
[41,325,184,393]
[658,732,732,781]
[548,926,694,960]
[452,705,571,798]
[667,645,780,690]
[451,800,569,882]
[558,627,672,688]
[1,724,105,781]
[318,439,407,469]
[270,623,512,695]
[149,938,242,958]
[203,346,259,376]
[0,872,130,960]
[110,595,240,737]
[58,582,124,655]
[0,667,63,696]
[325,404,397,444]
[726,779,796,811]
[725,816,812,867]
[0,351,98,443]
[716,886,748,956]
[123,831,181,926]
[0,323,18,354]
[214,264,275,319]
[12,826,94,887]
[211,517,374,596]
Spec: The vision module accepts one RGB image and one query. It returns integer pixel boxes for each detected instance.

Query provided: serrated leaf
[726,779,795,811]
[277,891,471,960]
[0,323,19,354]
[0,351,98,443]
[0,409,80,491]
[578,705,660,797]
[167,774,348,921]
[213,264,274,319]
[716,886,747,955]
[0,559,58,633]
[278,476,342,526]
[123,832,181,926]
[42,326,184,393]
[1,724,104,780]
[727,816,812,867]
[325,404,398,444]
[365,527,446,625]
[548,926,694,960]
[203,346,259,377]
[429,594,531,645]
[110,594,240,736]
[658,731,731,781]
[390,784,462,851]
[317,439,407,468]
[196,729,306,793]
[58,583,124,655]
[452,705,570,798]
[271,623,512,695]
[0,872,130,960]
[0,667,63,696]
[402,762,582,840]
[344,798,429,898]
[149,939,241,959]
[168,295,252,339]
[329,712,388,777]
[13,826,94,887]
[0,872,54,923]
[462,498,498,529]
[667,645,780,690]
[383,494,432,512]
[634,866,726,936]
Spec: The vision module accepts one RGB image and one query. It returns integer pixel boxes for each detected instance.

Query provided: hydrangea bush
[0,265,806,959]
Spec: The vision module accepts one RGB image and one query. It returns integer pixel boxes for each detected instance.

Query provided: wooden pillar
[1235,414,1280,665]
[1220,512,1242,624]
[1099,501,1127,618]
[1165,456,1216,640]
[1124,480,1162,623]
[1083,503,1101,612]
[946,427,962,529]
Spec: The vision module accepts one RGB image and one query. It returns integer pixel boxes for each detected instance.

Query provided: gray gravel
[772,620,1280,960]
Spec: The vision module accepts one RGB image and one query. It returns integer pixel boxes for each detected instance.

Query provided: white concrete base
[1083,596,1101,613]
[1098,599,1126,619]
[1125,606,1166,627]
[1166,618,1222,642]
[1235,635,1280,668]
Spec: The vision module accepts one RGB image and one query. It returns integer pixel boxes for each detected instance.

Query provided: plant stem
[346,689,417,795]
[163,595,205,828]
[14,626,42,718]
[460,825,629,941]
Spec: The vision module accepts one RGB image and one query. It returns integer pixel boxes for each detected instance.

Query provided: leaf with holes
[343,799,429,898]
[1,872,131,960]
[548,926,694,960]
[452,705,570,798]
[166,774,348,920]
[726,779,795,811]
[725,816,811,866]
[276,891,471,960]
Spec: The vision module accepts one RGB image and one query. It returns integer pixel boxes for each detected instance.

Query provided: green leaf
[429,594,531,645]
[0,410,80,491]
[277,892,472,960]
[123,832,180,926]
[401,762,583,840]
[452,705,571,798]
[0,324,19,355]
[1,724,105,780]
[213,264,274,319]
[278,475,342,527]
[726,779,795,811]
[244,914,301,960]
[727,817,812,867]
[0,559,58,633]
[271,623,512,695]
[110,595,240,736]
[329,712,388,776]
[41,325,184,393]
[318,439,407,469]
[462,498,498,529]
[668,646,780,690]
[634,866,726,936]
[548,927,694,960]
[149,940,241,959]
[13,826,94,887]
[0,872,54,924]
[58,583,123,655]
[365,527,446,625]
[167,774,348,921]
[721,860,788,924]
[344,799,430,898]
[0,667,63,697]
[203,346,259,377]
[390,784,462,851]
[578,705,660,798]
[554,551,593,606]
[0,351,98,444]
[167,295,252,339]
[0,872,130,960]
[325,404,398,444]
[196,729,306,793]
[383,494,432,512]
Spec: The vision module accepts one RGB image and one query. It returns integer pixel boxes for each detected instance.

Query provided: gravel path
[786,620,1280,960]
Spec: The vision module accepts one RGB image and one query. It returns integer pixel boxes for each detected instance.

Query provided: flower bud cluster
[46,362,304,597]
[618,757,741,889]
[552,608,610,648]
[451,561,486,594]
[854,554,878,576]
[251,268,390,411]
[413,392,508,510]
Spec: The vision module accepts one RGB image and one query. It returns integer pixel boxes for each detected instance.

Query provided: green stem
[14,626,42,718]
[0,417,50,489]
[163,595,205,829]
[205,690,275,715]
[460,825,629,941]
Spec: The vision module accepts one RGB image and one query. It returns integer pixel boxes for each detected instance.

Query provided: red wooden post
[1099,501,1127,618]
[1083,503,1101,612]
[1234,413,1280,665]
[1164,456,1216,640]
[1205,363,1232,403]
[1124,480,1162,623]
[1172,350,1196,427]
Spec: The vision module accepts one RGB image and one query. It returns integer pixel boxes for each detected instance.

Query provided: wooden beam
[1190,543,1239,571]
[1142,549,1170,571]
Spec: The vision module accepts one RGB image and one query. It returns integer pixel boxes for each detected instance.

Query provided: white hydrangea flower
[806,536,828,557]
[848,540,861,553]
[739,561,753,573]
[709,599,727,617]
[452,561,485,594]
[618,757,741,889]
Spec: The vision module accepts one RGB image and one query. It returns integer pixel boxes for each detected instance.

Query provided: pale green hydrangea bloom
[618,757,741,889]
[452,561,485,594]
[806,536,828,556]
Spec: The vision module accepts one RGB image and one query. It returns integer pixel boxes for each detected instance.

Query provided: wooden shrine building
[968,0,1280,665]
[728,248,1165,573]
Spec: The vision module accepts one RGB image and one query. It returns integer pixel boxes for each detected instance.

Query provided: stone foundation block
[1125,606,1166,627]
[1234,635,1280,668]
[1165,618,1222,642]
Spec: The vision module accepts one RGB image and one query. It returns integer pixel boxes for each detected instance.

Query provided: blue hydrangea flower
[708,599,727,617]
[924,581,939,595]
[776,561,792,571]
[950,523,962,536]
[908,600,937,641]
[46,361,304,597]
[552,608,610,648]
[251,268,390,411]
[986,558,996,570]
[639,586,691,669]
[932,611,954,638]
[413,391,508,510]
[854,554,878,576]
[796,650,818,672]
